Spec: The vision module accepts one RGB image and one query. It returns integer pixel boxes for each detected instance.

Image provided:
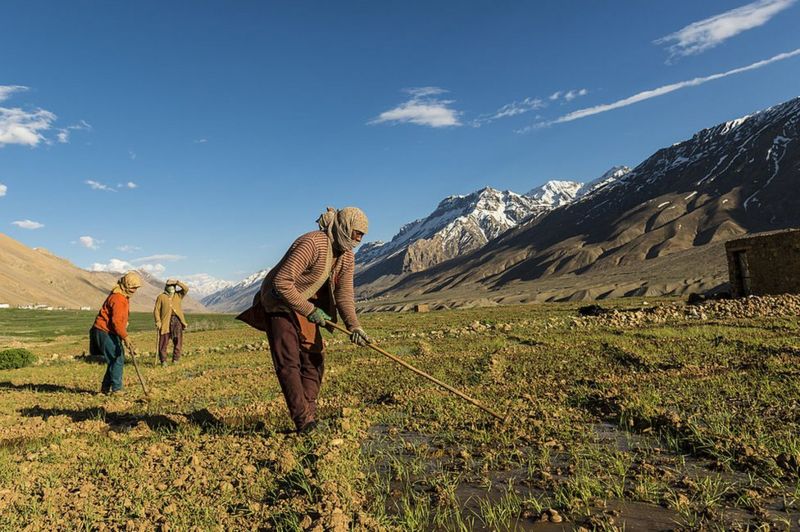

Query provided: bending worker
[237,207,371,434]
[154,279,189,366]
[90,271,142,395]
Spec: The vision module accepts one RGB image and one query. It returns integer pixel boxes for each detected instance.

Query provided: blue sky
[1,0,799,290]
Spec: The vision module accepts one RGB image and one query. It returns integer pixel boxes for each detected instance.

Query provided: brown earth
[0,233,206,312]
[358,242,729,312]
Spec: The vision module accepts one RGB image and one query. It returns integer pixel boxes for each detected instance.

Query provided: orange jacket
[93,293,130,339]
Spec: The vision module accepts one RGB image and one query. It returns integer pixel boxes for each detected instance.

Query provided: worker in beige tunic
[154,279,189,365]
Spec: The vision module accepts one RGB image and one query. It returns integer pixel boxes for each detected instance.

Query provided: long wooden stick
[126,345,150,398]
[326,321,504,421]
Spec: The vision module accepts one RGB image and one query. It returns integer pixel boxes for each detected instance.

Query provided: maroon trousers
[158,314,184,362]
[265,313,324,430]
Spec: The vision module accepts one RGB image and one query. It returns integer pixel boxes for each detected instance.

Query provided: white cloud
[547,89,590,103]
[129,150,136,160]
[117,244,141,253]
[124,181,137,189]
[475,97,546,126]
[133,254,186,263]
[12,219,44,230]
[85,179,116,192]
[527,48,800,130]
[0,107,57,147]
[90,258,166,277]
[0,85,86,147]
[0,85,28,102]
[656,0,796,60]
[56,120,91,144]
[0,183,6,197]
[79,236,100,250]
[193,138,208,144]
[563,88,589,102]
[370,87,462,128]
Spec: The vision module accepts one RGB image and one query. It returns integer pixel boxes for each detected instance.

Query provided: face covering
[316,206,369,252]
[166,285,176,295]
[112,271,143,297]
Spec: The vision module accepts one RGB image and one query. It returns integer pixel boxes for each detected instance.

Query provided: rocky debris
[574,294,800,328]
[539,508,564,523]
[199,340,269,354]
[390,320,517,343]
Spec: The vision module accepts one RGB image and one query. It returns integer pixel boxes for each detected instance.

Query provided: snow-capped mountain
[201,269,269,312]
[357,187,541,275]
[355,177,605,293]
[526,180,583,207]
[575,166,631,198]
[181,274,235,299]
[367,96,800,303]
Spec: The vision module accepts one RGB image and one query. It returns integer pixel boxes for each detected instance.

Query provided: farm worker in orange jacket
[89,271,142,394]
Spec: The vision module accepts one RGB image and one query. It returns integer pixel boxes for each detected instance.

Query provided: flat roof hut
[725,229,800,297]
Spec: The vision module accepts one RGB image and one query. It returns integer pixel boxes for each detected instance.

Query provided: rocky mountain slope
[355,180,589,295]
[0,233,207,312]
[363,96,800,307]
[201,269,269,313]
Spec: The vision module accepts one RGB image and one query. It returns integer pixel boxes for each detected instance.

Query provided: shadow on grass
[0,381,96,395]
[17,405,289,436]
[19,405,182,431]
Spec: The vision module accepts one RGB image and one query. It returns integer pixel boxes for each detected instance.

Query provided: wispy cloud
[1,86,89,147]
[129,150,136,160]
[0,183,6,197]
[117,181,138,189]
[133,254,186,263]
[525,48,800,130]
[548,89,590,103]
[117,244,141,253]
[0,106,57,147]
[193,138,208,144]
[563,88,588,102]
[79,236,100,250]
[85,179,116,192]
[56,120,91,143]
[12,219,44,230]
[370,87,462,128]
[0,85,27,103]
[655,0,796,61]
[474,97,546,126]
[90,258,166,277]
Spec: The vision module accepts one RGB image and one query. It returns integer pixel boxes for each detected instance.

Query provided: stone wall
[725,229,800,297]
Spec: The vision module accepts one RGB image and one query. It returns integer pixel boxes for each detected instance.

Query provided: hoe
[126,343,151,399]
[326,321,507,422]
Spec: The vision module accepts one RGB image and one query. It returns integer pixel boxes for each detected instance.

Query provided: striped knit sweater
[260,231,360,329]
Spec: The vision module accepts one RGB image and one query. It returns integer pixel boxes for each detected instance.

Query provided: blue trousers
[90,327,125,392]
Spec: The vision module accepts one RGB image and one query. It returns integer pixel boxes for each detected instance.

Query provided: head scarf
[111,271,143,298]
[164,279,177,294]
[317,206,368,252]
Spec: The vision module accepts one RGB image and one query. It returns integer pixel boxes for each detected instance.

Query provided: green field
[1,301,799,530]
[0,309,239,340]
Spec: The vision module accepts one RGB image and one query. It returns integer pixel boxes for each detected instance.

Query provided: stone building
[725,229,800,297]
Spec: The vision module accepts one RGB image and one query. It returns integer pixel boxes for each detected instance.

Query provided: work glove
[350,327,371,347]
[307,307,332,325]
[123,337,135,354]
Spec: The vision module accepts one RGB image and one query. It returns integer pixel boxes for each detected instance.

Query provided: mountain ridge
[362,96,800,307]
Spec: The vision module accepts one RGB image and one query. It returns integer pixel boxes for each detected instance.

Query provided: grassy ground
[1,301,799,530]
[0,309,238,340]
